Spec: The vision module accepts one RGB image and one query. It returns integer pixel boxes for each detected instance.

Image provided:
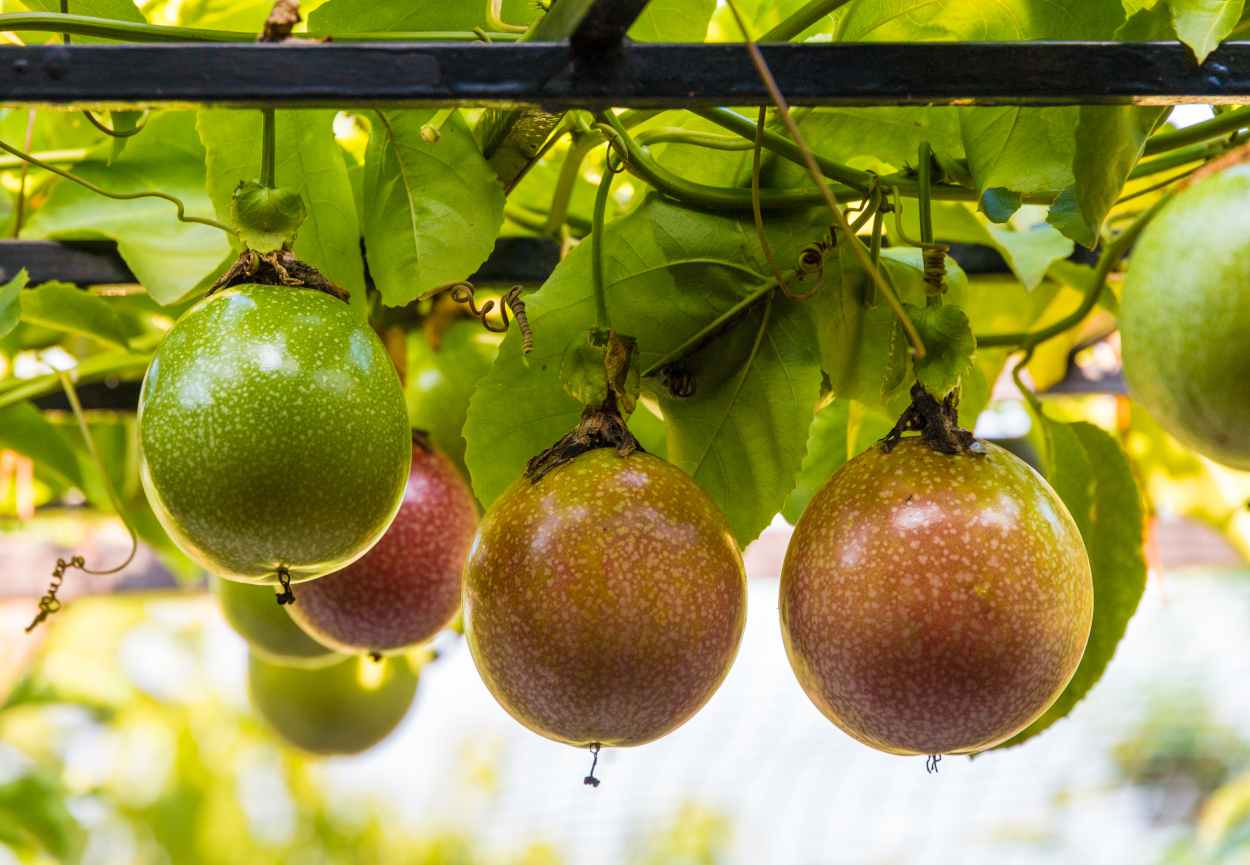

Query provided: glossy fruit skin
[1121,165,1250,469]
[247,652,419,755]
[780,438,1092,756]
[215,577,340,668]
[286,444,478,654]
[138,284,411,584]
[464,448,747,748]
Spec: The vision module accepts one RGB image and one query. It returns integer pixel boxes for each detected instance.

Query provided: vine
[26,372,138,633]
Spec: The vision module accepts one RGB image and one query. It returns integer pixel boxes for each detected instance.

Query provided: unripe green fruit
[1121,165,1250,468]
[780,438,1092,756]
[215,577,339,668]
[286,443,478,655]
[465,448,747,748]
[138,284,411,584]
[247,652,420,755]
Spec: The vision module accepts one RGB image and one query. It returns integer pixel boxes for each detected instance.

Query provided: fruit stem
[27,372,138,632]
[0,12,519,42]
[275,567,295,605]
[590,164,615,332]
[760,0,857,40]
[976,196,1169,349]
[583,742,602,788]
[1143,105,1250,156]
[722,0,926,360]
[260,108,277,189]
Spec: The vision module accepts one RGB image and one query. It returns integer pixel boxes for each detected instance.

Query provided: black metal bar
[570,0,651,53]
[0,237,560,288]
[0,41,1248,108]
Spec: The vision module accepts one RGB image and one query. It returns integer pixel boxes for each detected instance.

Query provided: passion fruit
[247,652,420,755]
[215,577,340,668]
[286,440,478,655]
[780,437,1093,756]
[1121,164,1250,468]
[464,448,747,748]
[138,284,411,584]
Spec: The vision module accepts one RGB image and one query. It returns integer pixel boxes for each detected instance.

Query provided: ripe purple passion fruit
[780,437,1093,756]
[286,440,478,655]
[1121,164,1250,469]
[138,284,411,585]
[248,652,420,755]
[464,448,747,748]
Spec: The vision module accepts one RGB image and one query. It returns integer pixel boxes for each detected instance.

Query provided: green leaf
[893,201,1073,290]
[834,0,1125,41]
[465,197,828,545]
[0,268,28,338]
[960,107,1078,215]
[1045,186,1095,247]
[0,401,84,489]
[19,281,143,348]
[999,419,1147,748]
[18,0,143,46]
[910,303,975,396]
[629,0,716,40]
[0,772,85,863]
[812,245,969,409]
[229,181,307,253]
[108,110,144,161]
[561,330,611,408]
[308,0,539,34]
[1170,0,1244,62]
[24,112,231,305]
[405,321,500,479]
[659,291,821,544]
[779,107,965,178]
[363,110,505,305]
[1072,106,1167,242]
[197,109,367,314]
[782,400,895,523]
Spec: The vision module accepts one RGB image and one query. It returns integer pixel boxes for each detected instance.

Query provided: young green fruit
[286,442,478,655]
[1121,164,1250,469]
[215,577,340,668]
[780,438,1093,756]
[464,448,747,748]
[138,284,411,585]
[247,652,420,755]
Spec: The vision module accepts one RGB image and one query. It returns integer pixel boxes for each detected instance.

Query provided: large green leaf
[0,401,84,488]
[1065,105,1167,247]
[999,418,1147,748]
[833,0,1125,41]
[17,0,143,45]
[23,113,231,305]
[629,0,716,40]
[18,281,144,348]
[1170,0,1244,61]
[776,107,965,177]
[959,107,1078,219]
[197,109,367,314]
[0,268,27,339]
[362,110,505,305]
[781,400,895,523]
[464,197,828,545]
[308,0,539,34]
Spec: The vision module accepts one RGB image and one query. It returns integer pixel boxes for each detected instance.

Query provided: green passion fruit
[1121,164,1250,469]
[247,652,420,755]
[464,448,747,748]
[138,284,411,585]
[215,577,340,668]
[780,438,1093,756]
[286,441,478,655]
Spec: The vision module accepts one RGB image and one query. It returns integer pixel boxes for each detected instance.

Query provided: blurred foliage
[0,595,733,865]
[1113,691,1250,825]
